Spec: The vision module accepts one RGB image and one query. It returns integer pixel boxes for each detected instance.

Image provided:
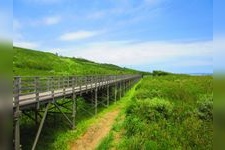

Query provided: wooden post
[107,85,109,107]
[114,80,117,103]
[47,78,50,91]
[72,77,76,129]
[72,93,76,129]
[95,88,98,115]
[86,76,88,91]
[119,81,122,99]
[35,77,40,110]
[14,77,21,150]
[79,76,82,96]
[125,77,126,93]
[51,77,54,100]
[58,77,60,89]
[67,76,70,88]
[34,77,40,127]
[91,76,93,89]
[63,77,66,95]
[129,79,131,89]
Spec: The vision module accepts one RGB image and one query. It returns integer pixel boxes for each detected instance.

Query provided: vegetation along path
[70,81,140,150]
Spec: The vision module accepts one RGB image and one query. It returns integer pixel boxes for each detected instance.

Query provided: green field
[97,75,213,150]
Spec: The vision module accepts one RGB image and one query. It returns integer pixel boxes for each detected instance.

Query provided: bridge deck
[13,75,140,110]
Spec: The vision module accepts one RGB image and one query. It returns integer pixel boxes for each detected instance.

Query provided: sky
[12,0,215,73]
[214,0,225,72]
[0,0,12,40]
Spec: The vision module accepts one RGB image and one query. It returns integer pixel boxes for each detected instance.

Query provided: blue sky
[13,0,214,73]
[0,0,12,39]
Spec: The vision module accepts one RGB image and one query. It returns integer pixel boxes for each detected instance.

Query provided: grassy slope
[13,47,145,76]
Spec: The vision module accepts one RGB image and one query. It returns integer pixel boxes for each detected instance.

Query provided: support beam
[114,83,117,103]
[14,111,21,150]
[14,76,21,150]
[95,88,98,115]
[35,77,40,110]
[107,85,109,107]
[31,103,51,150]
[54,103,73,127]
[119,81,122,99]
[72,94,76,129]
[22,111,36,123]
[80,77,82,96]
[123,81,126,94]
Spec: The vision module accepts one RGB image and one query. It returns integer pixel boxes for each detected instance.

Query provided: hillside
[13,47,146,76]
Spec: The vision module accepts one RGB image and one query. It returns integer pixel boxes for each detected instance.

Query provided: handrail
[13,74,141,107]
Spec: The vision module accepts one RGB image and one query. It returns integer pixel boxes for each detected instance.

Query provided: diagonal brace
[32,103,51,150]
[54,102,73,127]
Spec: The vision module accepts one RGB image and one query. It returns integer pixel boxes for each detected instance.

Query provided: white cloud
[60,40,212,66]
[43,16,61,25]
[214,35,225,71]
[30,16,61,26]
[13,41,39,49]
[172,60,212,67]
[59,30,99,41]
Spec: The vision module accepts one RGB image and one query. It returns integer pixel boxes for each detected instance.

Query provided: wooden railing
[13,75,141,107]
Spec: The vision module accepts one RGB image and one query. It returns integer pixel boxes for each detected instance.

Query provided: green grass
[13,47,148,76]
[96,80,142,150]
[98,75,213,150]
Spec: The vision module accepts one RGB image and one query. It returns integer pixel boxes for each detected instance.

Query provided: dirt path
[70,109,120,150]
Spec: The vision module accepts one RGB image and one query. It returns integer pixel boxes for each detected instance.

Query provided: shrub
[124,116,146,136]
[152,70,171,76]
[197,94,213,121]
[126,98,173,122]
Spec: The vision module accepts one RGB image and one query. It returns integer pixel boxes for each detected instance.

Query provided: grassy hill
[13,47,147,76]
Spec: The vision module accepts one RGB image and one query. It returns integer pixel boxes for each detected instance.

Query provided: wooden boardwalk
[13,74,141,150]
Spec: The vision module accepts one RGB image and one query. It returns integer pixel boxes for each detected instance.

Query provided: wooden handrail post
[107,84,109,107]
[94,76,97,88]
[91,76,93,89]
[35,77,40,109]
[79,76,82,96]
[72,76,75,93]
[86,76,88,91]
[51,77,54,100]
[67,76,70,88]
[63,77,66,95]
